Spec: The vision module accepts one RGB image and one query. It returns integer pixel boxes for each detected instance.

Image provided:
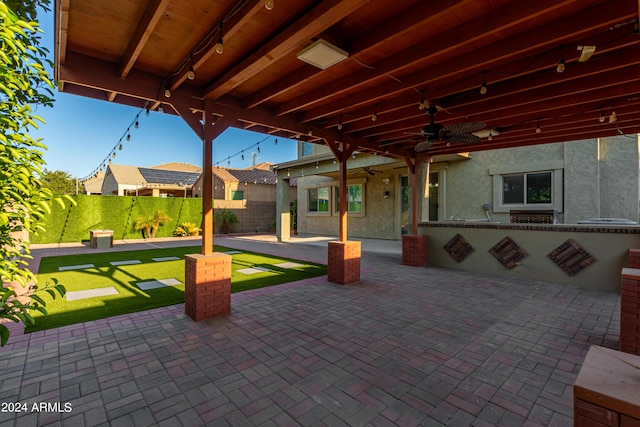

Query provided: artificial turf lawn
[28,245,326,332]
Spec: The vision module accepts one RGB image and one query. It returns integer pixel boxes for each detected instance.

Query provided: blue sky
[31,8,299,180]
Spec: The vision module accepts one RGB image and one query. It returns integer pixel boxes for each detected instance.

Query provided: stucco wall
[421,222,638,292]
[436,137,639,224]
[296,172,400,240]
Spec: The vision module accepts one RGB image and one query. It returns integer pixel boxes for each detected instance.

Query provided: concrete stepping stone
[273,262,305,269]
[66,287,118,301]
[152,256,181,262]
[224,251,242,255]
[59,264,95,271]
[137,278,182,290]
[110,260,141,266]
[237,266,271,275]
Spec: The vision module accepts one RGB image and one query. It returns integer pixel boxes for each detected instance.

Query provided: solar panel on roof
[138,168,200,185]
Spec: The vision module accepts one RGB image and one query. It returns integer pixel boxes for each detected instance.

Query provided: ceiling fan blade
[440,122,485,135]
[415,140,434,152]
[403,131,429,136]
[443,133,481,144]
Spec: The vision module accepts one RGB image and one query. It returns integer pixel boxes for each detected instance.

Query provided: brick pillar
[574,345,640,426]
[630,249,640,268]
[185,253,232,321]
[402,234,428,267]
[328,241,361,285]
[621,268,640,355]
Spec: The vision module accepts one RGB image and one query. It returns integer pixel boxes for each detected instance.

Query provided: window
[335,184,364,213]
[490,161,562,213]
[502,172,552,205]
[308,187,330,213]
[231,190,244,200]
[301,142,313,157]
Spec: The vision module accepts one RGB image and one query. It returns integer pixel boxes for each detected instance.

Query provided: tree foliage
[42,168,76,194]
[0,0,69,346]
[214,208,239,234]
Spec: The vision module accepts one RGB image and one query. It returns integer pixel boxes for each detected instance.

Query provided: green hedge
[31,195,206,244]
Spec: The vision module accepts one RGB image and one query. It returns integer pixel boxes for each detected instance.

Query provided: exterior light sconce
[384,191,390,199]
[382,178,391,185]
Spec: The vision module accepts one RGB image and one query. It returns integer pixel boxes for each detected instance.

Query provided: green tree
[42,169,76,194]
[0,0,68,346]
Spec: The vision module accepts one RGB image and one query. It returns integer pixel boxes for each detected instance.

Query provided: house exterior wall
[101,172,119,195]
[435,136,640,224]
[296,172,400,240]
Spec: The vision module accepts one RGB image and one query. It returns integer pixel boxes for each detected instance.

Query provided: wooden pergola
[54,0,640,320]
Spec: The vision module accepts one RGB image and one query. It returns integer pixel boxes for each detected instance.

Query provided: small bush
[174,222,201,237]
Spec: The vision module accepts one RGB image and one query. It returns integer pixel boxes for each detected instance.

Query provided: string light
[536,119,541,134]
[599,111,606,123]
[419,97,426,111]
[480,72,487,95]
[556,47,565,73]
[164,86,171,98]
[609,110,617,123]
[80,104,150,182]
[241,151,245,161]
[274,138,278,145]
[216,24,224,54]
[265,0,274,10]
[257,143,261,153]
[488,130,493,141]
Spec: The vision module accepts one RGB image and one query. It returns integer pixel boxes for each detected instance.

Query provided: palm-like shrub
[174,222,201,237]
[214,209,239,234]
[134,210,172,238]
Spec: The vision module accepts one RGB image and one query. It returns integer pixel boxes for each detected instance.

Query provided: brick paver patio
[0,235,620,426]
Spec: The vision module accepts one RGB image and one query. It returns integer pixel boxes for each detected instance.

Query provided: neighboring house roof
[212,166,277,185]
[138,167,200,186]
[108,164,146,185]
[82,172,104,193]
[252,162,274,171]
[151,162,201,173]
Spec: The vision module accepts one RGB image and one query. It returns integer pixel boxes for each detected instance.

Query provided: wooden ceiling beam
[202,0,373,101]
[168,0,264,92]
[119,0,172,79]
[245,0,472,109]
[300,1,636,123]
[276,0,588,117]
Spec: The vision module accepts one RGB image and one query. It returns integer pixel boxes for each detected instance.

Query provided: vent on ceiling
[297,39,348,70]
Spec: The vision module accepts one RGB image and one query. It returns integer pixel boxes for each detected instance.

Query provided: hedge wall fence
[30,195,276,244]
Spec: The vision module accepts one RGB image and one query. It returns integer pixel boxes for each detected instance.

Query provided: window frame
[307,186,331,215]
[489,161,563,213]
[335,182,365,217]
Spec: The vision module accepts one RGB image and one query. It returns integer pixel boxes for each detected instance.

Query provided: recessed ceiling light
[297,39,348,70]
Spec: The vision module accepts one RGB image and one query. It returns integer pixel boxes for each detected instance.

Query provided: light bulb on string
[480,72,487,95]
[265,0,274,10]
[274,138,278,145]
[556,57,565,73]
[419,96,425,110]
[187,65,195,80]
[215,24,224,54]
[599,111,606,123]
[488,130,493,141]
[145,108,150,117]
[164,87,171,98]
[119,144,123,150]
[257,143,261,153]
[241,152,245,161]
[158,105,164,113]
[126,132,131,141]
[135,120,139,129]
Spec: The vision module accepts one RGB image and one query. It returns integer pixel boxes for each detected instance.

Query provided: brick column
[185,253,232,321]
[621,268,640,355]
[574,345,640,426]
[328,241,361,285]
[630,249,640,268]
[402,234,427,267]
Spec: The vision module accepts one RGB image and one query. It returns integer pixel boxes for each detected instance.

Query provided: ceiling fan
[350,167,382,176]
[406,105,486,152]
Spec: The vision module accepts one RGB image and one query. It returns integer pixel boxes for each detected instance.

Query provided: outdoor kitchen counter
[417,222,640,292]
